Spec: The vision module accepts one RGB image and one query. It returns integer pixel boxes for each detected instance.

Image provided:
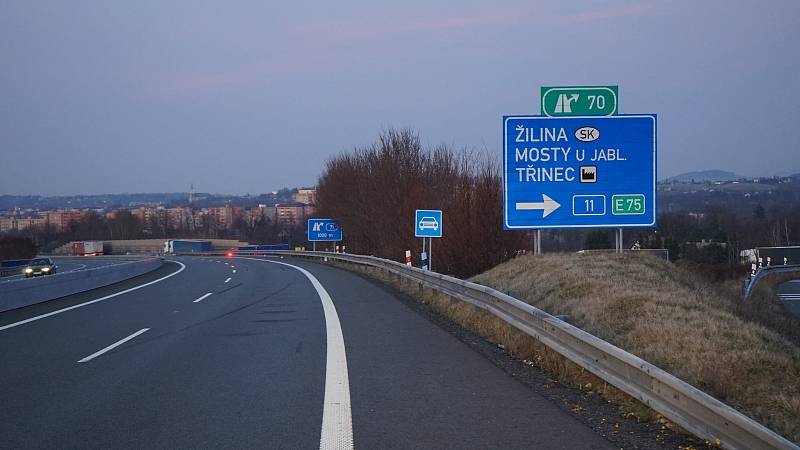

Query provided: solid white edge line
[78,328,150,363]
[0,261,187,332]
[193,292,213,303]
[237,256,353,450]
[224,277,232,283]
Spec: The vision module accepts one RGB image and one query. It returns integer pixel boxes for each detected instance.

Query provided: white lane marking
[77,328,150,363]
[232,270,236,273]
[193,293,213,303]
[0,261,186,332]
[238,257,353,450]
[62,263,87,274]
[224,277,232,283]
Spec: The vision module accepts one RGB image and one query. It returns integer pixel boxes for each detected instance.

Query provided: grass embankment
[471,253,800,442]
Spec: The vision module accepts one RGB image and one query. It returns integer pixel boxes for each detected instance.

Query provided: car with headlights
[23,258,58,278]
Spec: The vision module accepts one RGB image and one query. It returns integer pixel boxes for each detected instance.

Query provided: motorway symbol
[515,194,560,218]
[554,93,578,113]
[541,86,619,116]
[415,210,443,238]
[307,219,343,241]
[503,115,657,229]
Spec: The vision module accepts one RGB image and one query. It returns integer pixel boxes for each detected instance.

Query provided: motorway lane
[0,256,135,283]
[0,256,613,449]
[0,257,327,448]
[260,257,612,450]
[778,279,800,317]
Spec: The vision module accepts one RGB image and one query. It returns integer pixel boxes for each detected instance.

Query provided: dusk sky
[1,1,798,196]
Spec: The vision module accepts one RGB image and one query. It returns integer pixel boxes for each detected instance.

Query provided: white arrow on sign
[515,194,560,218]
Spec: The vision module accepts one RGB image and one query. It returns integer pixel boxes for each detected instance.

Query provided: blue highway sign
[415,210,443,238]
[307,218,343,241]
[503,115,656,229]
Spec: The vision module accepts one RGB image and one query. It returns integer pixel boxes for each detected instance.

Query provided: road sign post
[415,210,442,271]
[503,115,657,230]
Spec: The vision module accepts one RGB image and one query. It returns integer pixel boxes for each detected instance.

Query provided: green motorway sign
[541,86,618,116]
[612,194,645,215]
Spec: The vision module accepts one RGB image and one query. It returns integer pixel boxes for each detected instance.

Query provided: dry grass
[471,253,800,442]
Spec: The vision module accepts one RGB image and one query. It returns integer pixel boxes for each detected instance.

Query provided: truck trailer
[164,240,212,254]
[73,241,104,256]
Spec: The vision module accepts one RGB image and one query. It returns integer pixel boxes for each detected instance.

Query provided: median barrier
[0,257,164,313]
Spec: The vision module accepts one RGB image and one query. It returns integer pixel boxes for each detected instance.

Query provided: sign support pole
[429,237,433,272]
[537,230,542,255]
[313,242,316,252]
[615,228,623,254]
[421,238,427,270]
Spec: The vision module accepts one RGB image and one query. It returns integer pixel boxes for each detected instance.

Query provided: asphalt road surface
[0,256,614,449]
[778,279,800,317]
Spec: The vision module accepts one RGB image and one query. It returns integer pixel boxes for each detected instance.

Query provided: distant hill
[0,191,297,211]
[774,169,800,178]
[662,170,743,183]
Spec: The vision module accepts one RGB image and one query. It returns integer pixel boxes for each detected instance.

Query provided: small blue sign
[415,210,443,238]
[307,219,342,241]
[503,115,656,229]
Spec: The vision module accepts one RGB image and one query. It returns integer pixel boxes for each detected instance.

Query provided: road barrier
[210,250,795,450]
[742,264,800,300]
[0,257,163,313]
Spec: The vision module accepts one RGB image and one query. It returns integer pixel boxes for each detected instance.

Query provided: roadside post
[415,210,443,271]
[307,219,342,253]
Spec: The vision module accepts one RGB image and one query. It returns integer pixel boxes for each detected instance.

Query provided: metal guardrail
[190,249,796,450]
[0,267,22,277]
[743,264,800,300]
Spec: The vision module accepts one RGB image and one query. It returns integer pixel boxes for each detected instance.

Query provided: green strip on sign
[612,194,645,215]
[541,86,619,116]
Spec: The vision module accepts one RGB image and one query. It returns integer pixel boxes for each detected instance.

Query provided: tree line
[315,128,525,278]
[1,210,307,257]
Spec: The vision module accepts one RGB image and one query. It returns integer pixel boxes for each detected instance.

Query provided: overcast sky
[1,1,798,195]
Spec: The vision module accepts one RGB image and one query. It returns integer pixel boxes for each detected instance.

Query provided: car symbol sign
[415,210,443,238]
